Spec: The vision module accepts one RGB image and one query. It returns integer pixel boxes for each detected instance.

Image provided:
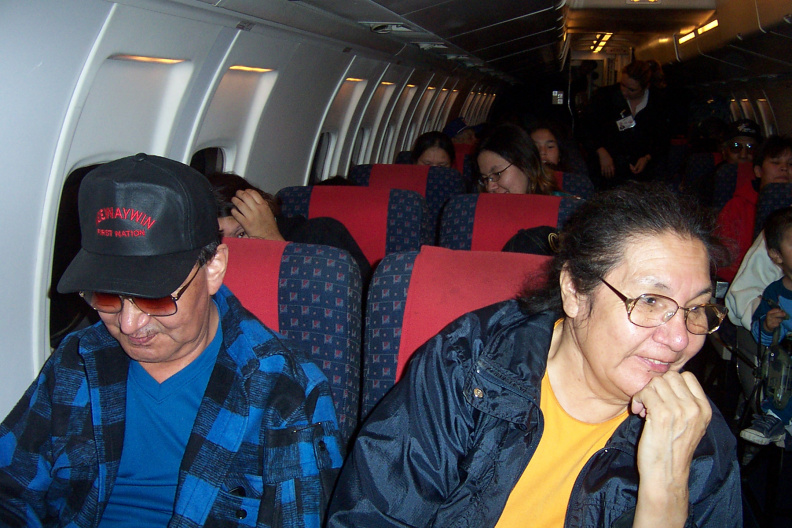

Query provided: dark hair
[519,183,726,314]
[410,131,455,166]
[197,239,222,266]
[764,206,792,253]
[527,121,568,172]
[753,135,792,169]
[206,172,281,217]
[477,123,558,195]
[621,60,652,89]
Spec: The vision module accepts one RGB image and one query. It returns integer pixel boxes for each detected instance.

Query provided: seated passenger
[0,154,343,526]
[327,183,740,527]
[528,123,564,172]
[477,123,560,195]
[721,119,762,166]
[209,172,371,280]
[716,135,792,282]
[410,131,455,168]
[741,207,792,446]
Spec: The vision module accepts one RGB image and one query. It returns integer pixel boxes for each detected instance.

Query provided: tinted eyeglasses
[80,265,201,317]
[600,278,727,335]
[479,163,513,185]
[727,141,756,154]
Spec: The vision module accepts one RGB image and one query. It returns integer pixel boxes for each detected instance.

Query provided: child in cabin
[741,207,792,446]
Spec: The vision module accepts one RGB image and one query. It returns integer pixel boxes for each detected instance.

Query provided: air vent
[361,22,414,34]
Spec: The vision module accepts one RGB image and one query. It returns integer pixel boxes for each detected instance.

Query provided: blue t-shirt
[98,316,222,527]
[752,278,792,346]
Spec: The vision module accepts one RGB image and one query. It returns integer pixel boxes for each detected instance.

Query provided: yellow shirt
[495,372,628,528]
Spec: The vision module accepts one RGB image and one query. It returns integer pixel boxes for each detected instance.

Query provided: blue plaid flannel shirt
[0,285,343,527]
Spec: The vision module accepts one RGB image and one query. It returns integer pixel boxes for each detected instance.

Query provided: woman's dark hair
[519,182,726,314]
[527,121,568,172]
[410,131,455,166]
[207,172,281,217]
[753,135,792,169]
[622,60,652,90]
[477,123,558,195]
[764,206,792,253]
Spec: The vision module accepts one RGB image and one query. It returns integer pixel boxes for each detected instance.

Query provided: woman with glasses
[328,183,740,528]
[477,123,560,195]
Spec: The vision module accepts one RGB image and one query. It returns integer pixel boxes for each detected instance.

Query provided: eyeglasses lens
[82,291,177,316]
[729,142,754,154]
[629,295,723,335]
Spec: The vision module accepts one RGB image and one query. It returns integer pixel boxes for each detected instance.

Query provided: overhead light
[380,81,394,86]
[110,54,185,64]
[427,86,436,90]
[230,65,273,73]
[698,19,719,34]
[601,33,612,42]
[345,78,364,82]
[678,32,696,44]
[406,84,416,88]
[658,37,670,43]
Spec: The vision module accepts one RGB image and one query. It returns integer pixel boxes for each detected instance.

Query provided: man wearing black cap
[0,154,343,527]
[721,119,762,165]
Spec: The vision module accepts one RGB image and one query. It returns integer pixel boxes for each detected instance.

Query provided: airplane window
[50,165,101,348]
[755,98,777,136]
[729,99,742,121]
[739,99,757,123]
[351,128,371,165]
[190,147,225,176]
[310,132,336,184]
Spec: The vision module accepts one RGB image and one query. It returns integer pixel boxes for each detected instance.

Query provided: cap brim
[57,248,202,297]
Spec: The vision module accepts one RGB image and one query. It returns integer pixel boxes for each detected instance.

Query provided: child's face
[756,148,792,189]
[769,226,792,278]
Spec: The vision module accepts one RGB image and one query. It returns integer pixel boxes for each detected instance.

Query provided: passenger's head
[722,119,762,164]
[411,131,455,168]
[753,135,792,188]
[764,208,792,274]
[620,60,652,102]
[521,182,724,314]
[57,154,227,370]
[520,183,727,398]
[208,172,280,238]
[528,123,565,170]
[477,123,558,195]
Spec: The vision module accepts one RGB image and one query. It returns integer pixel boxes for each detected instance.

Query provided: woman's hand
[231,189,285,241]
[630,371,711,528]
[630,155,651,175]
[597,148,615,178]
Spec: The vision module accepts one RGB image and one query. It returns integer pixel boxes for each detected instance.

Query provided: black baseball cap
[726,119,762,142]
[57,153,219,297]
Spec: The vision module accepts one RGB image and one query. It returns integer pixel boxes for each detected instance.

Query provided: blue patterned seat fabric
[361,251,417,419]
[347,164,464,244]
[681,152,717,196]
[438,194,582,250]
[277,185,428,260]
[277,243,363,447]
[754,183,792,239]
[559,172,595,199]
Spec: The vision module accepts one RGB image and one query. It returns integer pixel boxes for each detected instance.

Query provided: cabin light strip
[678,32,696,44]
[230,65,273,73]
[697,19,719,34]
[591,33,612,53]
[381,81,394,86]
[345,78,364,82]
[110,54,185,64]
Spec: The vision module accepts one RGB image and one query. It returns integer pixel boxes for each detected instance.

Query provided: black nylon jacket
[327,301,741,527]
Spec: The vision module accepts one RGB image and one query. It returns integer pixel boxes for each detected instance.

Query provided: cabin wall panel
[0,0,112,418]
[242,40,354,193]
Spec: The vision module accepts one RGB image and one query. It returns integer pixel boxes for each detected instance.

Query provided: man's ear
[560,266,582,318]
[205,244,228,296]
[768,247,783,266]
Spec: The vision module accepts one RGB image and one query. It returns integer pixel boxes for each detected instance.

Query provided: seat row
[223,237,550,449]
